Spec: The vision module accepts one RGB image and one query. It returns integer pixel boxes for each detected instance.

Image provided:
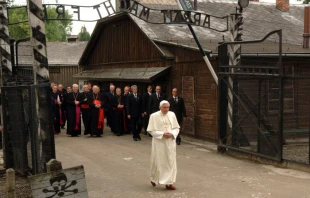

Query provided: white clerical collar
[160,111,168,116]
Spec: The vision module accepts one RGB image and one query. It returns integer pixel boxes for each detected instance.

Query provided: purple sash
[75,105,81,130]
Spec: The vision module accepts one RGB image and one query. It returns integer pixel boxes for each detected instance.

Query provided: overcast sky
[12,0,116,35]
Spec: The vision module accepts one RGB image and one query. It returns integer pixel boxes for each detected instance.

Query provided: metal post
[227,8,243,146]
[308,85,310,164]
[9,39,15,75]
[187,25,218,85]
[177,0,218,85]
[257,79,261,153]
[277,29,283,161]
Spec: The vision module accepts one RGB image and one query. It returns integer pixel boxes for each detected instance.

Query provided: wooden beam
[0,0,12,76]
[27,0,49,82]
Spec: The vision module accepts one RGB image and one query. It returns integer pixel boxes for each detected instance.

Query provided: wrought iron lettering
[139,6,150,21]
[7,0,227,32]
[71,6,80,21]
[126,1,224,31]
[93,5,102,19]
[55,5,65,19]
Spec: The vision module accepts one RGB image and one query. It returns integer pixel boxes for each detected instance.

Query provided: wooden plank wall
[49,66,83,87]
[83,17,219,141]
[86,18,163,66]
[237,59,310,141]
[289,63,310,129]
[167,47,218,140]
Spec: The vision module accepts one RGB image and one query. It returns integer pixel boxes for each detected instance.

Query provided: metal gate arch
[217,30,284,161]
[217,30,310,165]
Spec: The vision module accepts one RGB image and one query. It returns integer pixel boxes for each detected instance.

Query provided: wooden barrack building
[75,0,309,141]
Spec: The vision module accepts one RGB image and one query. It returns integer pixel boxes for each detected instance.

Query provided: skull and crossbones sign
[42,173,78,198]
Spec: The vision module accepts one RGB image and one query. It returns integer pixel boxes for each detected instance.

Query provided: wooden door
[182,76,195,135]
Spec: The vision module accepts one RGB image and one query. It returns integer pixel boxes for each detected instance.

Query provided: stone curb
[182,139,218,152]
[181,136,310,173]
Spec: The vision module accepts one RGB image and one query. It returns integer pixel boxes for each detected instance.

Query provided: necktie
[174,97,177,103]
[134,94,137,100]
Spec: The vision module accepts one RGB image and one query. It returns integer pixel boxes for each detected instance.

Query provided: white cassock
[147,111,180,185]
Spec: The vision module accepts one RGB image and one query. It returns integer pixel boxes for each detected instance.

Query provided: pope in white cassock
[147,100,180,190]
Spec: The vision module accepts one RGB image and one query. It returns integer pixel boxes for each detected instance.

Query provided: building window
[268,66,294,113]
[49,66,60,73]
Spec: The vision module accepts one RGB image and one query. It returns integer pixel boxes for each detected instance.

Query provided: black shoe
[133,138,138,141]
[137,135,141,140]
[97,135,102,137]
[176,141,181,145]
[149,134,152,137]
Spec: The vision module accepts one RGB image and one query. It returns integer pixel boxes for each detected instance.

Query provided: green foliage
[78,25,90,41]
[297,0,310,4]
[8,6,29,41]
[8,6,73,41]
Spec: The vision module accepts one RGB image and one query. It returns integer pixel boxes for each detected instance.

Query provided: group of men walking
[50,82,187,144]
[50,82,187,190]
[51,83,104,137]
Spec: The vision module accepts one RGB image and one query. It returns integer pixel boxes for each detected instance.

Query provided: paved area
[55,128,310,198]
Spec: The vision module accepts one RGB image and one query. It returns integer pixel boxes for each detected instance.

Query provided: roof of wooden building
[79,0,309,65]
[131,0,309,53]
[17,41,88,66]
[73,66,170,82]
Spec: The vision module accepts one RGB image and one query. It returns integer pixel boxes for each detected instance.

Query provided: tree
[297,0,310,4]
[8,5,73,41]
[78,25,91,41]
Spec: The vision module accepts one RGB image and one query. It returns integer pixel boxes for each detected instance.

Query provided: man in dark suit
[66,84,82,137]
[167,88,187,145]
[104,85,115,131]
[149,85,164,114]
[123,86,130,133]
[142,85,152,135]
[127,85,144,141]
[57,84,67,129]
[80,85,91,135]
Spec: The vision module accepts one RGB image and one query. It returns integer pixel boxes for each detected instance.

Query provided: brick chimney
[304,6,310,49]
[276,0,289,13]
[67,35,78,42]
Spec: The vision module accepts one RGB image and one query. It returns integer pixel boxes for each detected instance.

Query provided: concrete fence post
[46,159,62,173]
[6,168,16,198]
